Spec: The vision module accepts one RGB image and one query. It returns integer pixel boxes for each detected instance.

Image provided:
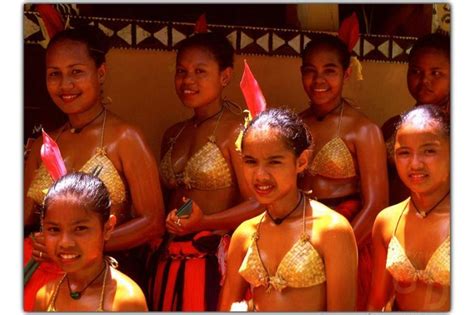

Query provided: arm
[351,123,389,245]
[24,136,42,226]
[367,211,394,310]
[321,216,358,311]
[218,223,251,310]
[104,126,165,251]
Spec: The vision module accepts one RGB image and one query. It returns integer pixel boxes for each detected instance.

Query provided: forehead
[396,122,448,144]
[46,39,92,63]
[410,48,449,65]
[45,196,94,221]
[177,45,216,63]
[243,127,291,153]
[303,44,341,63]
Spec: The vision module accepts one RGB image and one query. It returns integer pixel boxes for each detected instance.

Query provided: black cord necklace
[266,193,303,225]
[192,106,224,127]
[411,190,450,219]
[66,261,107,300]
[69,108,105,134]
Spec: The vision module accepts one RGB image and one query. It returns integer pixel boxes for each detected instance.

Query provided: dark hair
[409,32,450,62]
[396,104,450,138]
[242,108,313,157]
[301,33,351,70]
[43,172,111,225]
[176,32,234,70]
[47,26,110,67]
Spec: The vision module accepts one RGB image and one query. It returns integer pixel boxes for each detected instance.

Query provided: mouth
[313,87,329,93]
[254,184,275,196]
[60,94,80,103]
[182,89,198,95]
[408,173,428,183]
[58,253,81,263]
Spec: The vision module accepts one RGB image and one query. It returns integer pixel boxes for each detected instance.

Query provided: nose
[59,232,75,249]
[410,153,424,170]
[255,165,271,180]
[59,74,74,90]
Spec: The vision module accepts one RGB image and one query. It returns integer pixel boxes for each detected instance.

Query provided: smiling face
[174,46,230,109]
[394,122,450,196]
[241,127,308,205]
[46,39,105,116]
[43,196,113,273]
[407,48,450,106]
[301,45,350,110]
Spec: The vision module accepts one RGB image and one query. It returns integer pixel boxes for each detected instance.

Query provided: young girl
[298,33,388,309]
[219,108,357,311]
[148,32,261,311]
[368,105,450,311]
[382,32,450,205]
[34,172,147,311]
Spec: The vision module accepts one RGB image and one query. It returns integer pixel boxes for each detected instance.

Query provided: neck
[310,98,343,119]
[68,105,104,129]
[193,100,223,120]
[411,186,450,215]
[66,257,105,286]
[266,190,302,219]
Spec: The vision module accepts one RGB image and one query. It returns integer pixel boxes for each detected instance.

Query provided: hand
[30,232,50,262]
[166,199,205,236]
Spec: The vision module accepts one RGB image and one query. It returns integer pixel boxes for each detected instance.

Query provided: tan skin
[299,45,388,246]
[24,39,165,261]
[368,121,450,311]
[161,45,261,236]
[218,127,357,311]
[33,197,147,311]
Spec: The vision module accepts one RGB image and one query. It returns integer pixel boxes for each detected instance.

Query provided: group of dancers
[24,24,450,312]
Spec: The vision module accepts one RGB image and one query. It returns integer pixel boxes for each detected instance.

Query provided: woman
[382,32,450,205]
[368,105,450,311]
[218,108,357,311]
[24,26,165,309]
[148,32,261,311]
[298,33,388,309]
[34,172,147,311]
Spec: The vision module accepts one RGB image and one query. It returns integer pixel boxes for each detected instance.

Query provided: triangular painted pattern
[392,40,404,58]
[303,35,312,50]
[287,35,300,53]
[136,24,152,45]
[24,16,40,39]
[353,38,361,56]
[272,33,286,51]
[226,31,238,49]
[363,40,375,56]
[378,40,390,58]
[154,27,168,45]
[256,33,269,52]
[171,28,186,46]
[240,31,254,50]
[98,23,115,37]
[117,24,132,45]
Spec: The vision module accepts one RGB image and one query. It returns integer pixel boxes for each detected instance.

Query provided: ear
[296,149,311,174]
[97,63,107,85]
[103,214,116,241]
[220,67,233,87]
[343,66,352,82]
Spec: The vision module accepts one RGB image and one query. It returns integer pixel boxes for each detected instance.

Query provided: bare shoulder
[344,103,379,130]
[309,199,353,234]
[104,112,147,142]
[374,200,408,233]
[233,213,261,241]
[34,277,61,311]
[299,107,313,121]
[221,104,247,137]
[161,119,189,143]
[110,268,148,311]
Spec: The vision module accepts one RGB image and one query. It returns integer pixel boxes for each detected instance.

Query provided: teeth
[256,185,272,191]
[60,254,79,260]
[183,90,196,94]
[61,95,78,100]
[314,88,328,92]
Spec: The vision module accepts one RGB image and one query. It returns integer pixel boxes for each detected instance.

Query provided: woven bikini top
[307,102,356,179]
[27,111,126,210]
[159,109,233,190]
[386,200,450,286]
[238,197,326,292]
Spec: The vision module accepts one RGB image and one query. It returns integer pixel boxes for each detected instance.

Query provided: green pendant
[70,291,81,300]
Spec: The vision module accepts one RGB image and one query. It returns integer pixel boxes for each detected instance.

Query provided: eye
[408,68,421,75]
[432,70,442,77]
[424,148,437,155]
[243,158,256,165]
[47,71,60,78]
[323,68,337,75]
[395,149,410,157]
[195,68,206,74]
[175,67,186,75]
[269,160,282,165]
[301,67,315,75]
[71,69,83,75]
[46,226,60,233]
[74,225,89,233]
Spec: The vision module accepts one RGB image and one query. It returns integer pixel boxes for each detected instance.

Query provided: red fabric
[194,14,208,33]
[357,242,373,310]
[183,258,206,310]
[338,12,360,51]
[161,258,181,311]
[334,199,362,221]
[240,60,267,118]
[36,4,64,40]
[23,238,62,311]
